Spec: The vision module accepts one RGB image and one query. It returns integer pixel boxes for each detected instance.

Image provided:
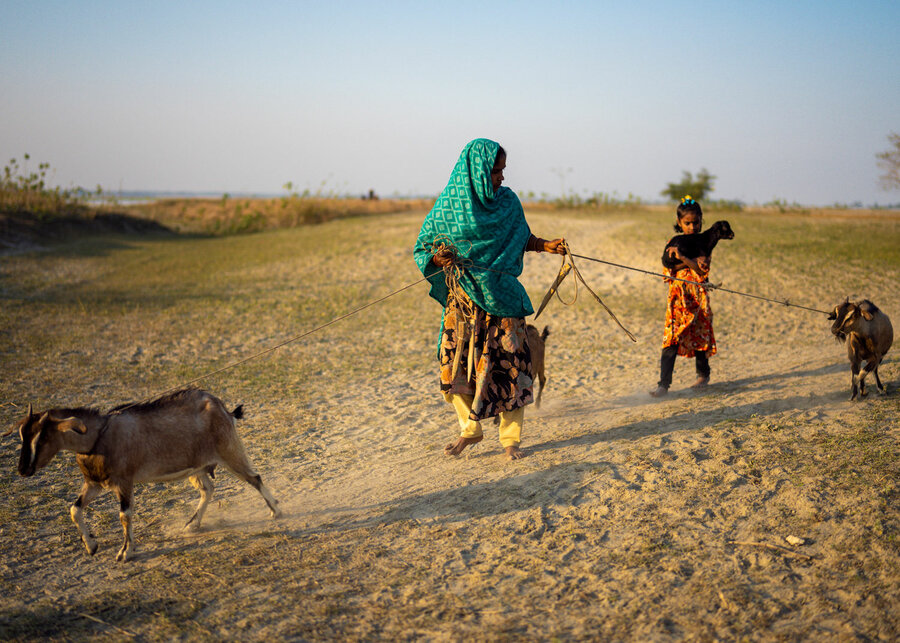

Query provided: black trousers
[658,345,710,389]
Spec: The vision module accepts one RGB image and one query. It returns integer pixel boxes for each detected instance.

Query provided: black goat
[662,220,734,271]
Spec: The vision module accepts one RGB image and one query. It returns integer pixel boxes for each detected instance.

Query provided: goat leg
[114,484,135,562]
[70,482,101,556]
[860,359,881,398]
[874,365,886,393]
[185,470,215,532]
[850,363,860,401]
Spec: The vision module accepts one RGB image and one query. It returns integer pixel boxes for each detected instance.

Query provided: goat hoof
[270,508,283,519]
[85,542,98,556]
[116,547,133,562]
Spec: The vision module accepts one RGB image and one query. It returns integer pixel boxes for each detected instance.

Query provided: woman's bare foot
[691,377,709,389]
[444,435,483,456]
[649,386,668,397]
[505,445,525,460]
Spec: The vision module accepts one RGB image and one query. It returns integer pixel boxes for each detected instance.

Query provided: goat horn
[27,403,33,417]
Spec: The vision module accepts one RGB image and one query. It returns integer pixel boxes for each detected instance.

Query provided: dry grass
[124,196,435,235]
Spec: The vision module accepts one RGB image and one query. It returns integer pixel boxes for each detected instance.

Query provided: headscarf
[413,138,533,318]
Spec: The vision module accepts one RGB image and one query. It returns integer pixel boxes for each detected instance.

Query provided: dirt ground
[1,209,899,641]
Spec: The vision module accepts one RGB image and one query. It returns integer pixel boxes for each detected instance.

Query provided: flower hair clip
[681,195,696,205]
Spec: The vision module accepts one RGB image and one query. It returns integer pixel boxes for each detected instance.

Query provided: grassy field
[1,206,899,640]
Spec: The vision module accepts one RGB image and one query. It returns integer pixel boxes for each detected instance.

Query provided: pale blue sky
[2,1,898,205]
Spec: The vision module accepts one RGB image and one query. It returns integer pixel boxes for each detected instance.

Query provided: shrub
[1,154,91,217]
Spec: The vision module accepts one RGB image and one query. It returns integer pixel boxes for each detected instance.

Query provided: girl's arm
[666,246,710,276]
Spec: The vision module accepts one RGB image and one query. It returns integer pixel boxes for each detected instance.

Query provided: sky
[2,1,899,206]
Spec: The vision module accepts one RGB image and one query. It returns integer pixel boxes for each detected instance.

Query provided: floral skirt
[439,303,534,421]
[662,267,717,358]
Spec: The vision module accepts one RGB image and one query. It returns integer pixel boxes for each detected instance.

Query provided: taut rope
[568,252,833,316]
[114,274,435,411]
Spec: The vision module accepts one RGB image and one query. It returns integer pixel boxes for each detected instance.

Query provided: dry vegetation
[125,196,435,235]
[1,204,899,640]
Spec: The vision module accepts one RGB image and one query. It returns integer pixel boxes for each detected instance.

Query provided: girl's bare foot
[691,377,709,389]
[505,445,525,460]
[444,435,483,456]
[649,386,668,397]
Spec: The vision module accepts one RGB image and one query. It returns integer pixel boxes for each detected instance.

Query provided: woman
[413,138,565,460]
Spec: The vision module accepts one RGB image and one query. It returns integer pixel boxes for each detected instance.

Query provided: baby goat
[527,324,550,408]
[5,388,280,561]
[662,220,735,271]
[829,298,893,400]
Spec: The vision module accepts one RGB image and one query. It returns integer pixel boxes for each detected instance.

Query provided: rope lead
[569,252,832,316]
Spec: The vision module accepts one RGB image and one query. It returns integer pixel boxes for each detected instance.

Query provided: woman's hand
[543,238,567,255]
[666,246,684,262]
[431,249,455,267]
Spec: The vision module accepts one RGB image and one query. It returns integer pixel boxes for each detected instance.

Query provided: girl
[413,139,566,460]
[649,196,717,397]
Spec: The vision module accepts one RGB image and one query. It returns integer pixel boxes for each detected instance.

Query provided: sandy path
[1,210,898,640]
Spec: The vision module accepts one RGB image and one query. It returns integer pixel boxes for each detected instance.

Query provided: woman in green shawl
[413,139,565,460]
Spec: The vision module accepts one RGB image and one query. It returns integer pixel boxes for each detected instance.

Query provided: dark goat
[662,220,734,270]
[4,388,281,561]
[828,298,893,400]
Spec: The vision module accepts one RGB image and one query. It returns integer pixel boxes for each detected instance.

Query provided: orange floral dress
[662,266,717,358]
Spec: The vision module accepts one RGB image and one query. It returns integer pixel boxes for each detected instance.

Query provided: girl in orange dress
[649,197,717,397]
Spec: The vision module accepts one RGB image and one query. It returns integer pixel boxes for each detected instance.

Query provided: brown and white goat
[4,388,280,561]
[527,324,550,408]
[828,298,893,400]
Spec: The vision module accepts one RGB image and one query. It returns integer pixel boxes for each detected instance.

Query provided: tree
[661,168,716,201]
[876,132,900,191]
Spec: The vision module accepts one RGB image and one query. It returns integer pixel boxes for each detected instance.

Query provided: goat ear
[861,309,874,321]
[827,311,836,320]
[56,417,88,435]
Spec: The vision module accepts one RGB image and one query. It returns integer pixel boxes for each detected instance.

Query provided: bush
[1,155,92,217]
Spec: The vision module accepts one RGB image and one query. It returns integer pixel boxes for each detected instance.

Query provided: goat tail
[541,326,550,343]
[231,404,244,420]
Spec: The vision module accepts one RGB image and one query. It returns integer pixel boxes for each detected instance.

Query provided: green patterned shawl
[413,138,533,318]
